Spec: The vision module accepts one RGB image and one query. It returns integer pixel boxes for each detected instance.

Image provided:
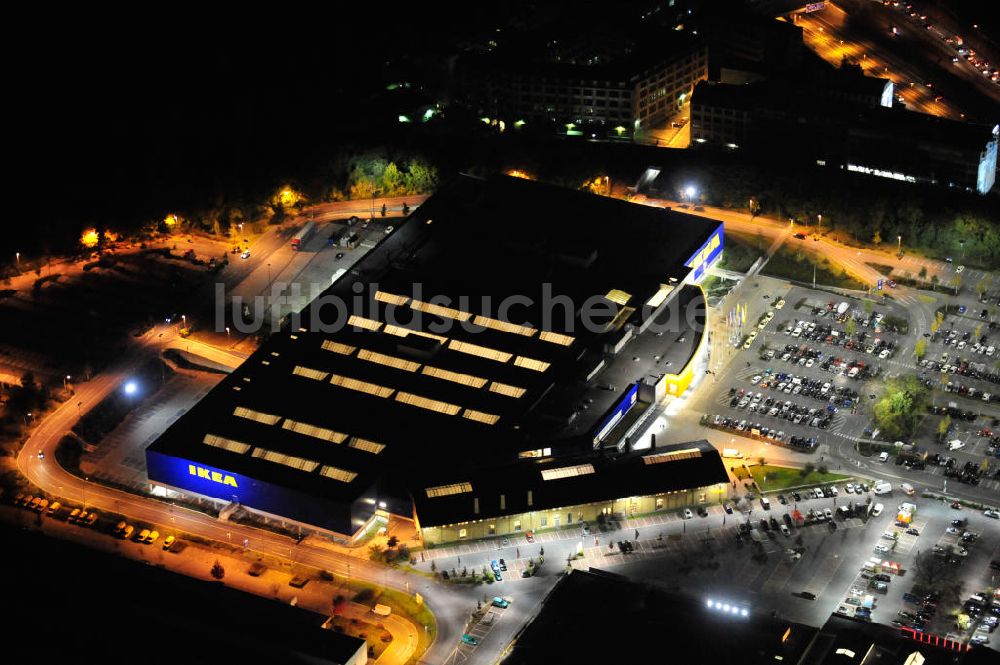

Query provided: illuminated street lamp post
[63,375,71,389]
[15,252,20,269]
[897,235,902,258]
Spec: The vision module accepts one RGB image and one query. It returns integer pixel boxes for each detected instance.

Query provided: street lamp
[63,375,71,389]
[225,326,231,339]
[15,252,20,268]
[684,185,697,200]
[181,314,187,328]
[897,235,902,258]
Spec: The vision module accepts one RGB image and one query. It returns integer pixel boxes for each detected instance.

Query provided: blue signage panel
[593,383,640,443]
[146,450,250,503]
[146,450,360,534]
[684,225,724,283]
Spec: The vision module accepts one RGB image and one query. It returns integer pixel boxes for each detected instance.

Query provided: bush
[353,588,375,603]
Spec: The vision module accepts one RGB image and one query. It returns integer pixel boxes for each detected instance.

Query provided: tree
[801,462,816,476]
[332,595,347,616]
[918,266,928,281]
[210,560,225,580]
[873,375,930,439]
[386,535,398,549]
[369,543,384,561]
[977,279,988,300]
[863,299,874,315]
[846,318,857,336]
[430,560,436,573]
[540,546,545,556]
[873,230,882,245]
[913,338,928,360]
[380,203,387,217]
[951,275,962,295]
[938,415,952,442]
[913,549,952,588]
[402,202,410,216]
[931,274,940,289]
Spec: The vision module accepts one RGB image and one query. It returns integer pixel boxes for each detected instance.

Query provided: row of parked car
[784,317,896,359]
[112,521,176,549]
[748,370,860,407]
[11,492,99,525]
[726,390,837,429]
[711,414,788,443]
[931,327,996,355]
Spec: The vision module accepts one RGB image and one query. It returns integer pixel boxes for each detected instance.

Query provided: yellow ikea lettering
[188,464,238,488]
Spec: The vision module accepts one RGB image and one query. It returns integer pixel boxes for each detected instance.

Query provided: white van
[372,604,392,617]
[721,448,743,459]
[873,482,892,495]
[878,452,889,463]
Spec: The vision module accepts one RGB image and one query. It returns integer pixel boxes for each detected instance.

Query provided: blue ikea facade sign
[684,225,724,283]
[146,450,249,503]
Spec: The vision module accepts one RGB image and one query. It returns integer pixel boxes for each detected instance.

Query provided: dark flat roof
[149,175,720,513]
[502,569,816,665]
[413,439,729,528]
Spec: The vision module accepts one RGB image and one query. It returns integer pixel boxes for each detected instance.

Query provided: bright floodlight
[706,599,713,608]
[124,381,137,395]
[741,609,749,617]
[685,185,697,198]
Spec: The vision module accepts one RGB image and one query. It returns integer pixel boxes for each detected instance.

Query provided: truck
[291,221,316,250]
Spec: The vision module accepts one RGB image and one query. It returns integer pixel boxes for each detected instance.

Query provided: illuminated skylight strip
[282,419,347,444]
[513,356,550,372]
[489,382,526,398]
[349,437,386,455]
[395,391,461,415]
[541,463,595,481]
[463,409,500,425]
[422,365,488,389]
[251,447,320,473]
[539,331,575,346]
[203,434,252,455]
[330,374,395,398]
[321,340,357,355]
[375,290,410,306]
[319,465,358,483]
[347,315,383,331]
[426,482,473,498]
[605,289,632,306]
[473,315,535,337]
[383,325,447,344]
[357,348,420,372]
[293,365,329,381]
[642,448,703,465]
[233,407,282,426]
[448,339,512,363]
[410,299,472,322]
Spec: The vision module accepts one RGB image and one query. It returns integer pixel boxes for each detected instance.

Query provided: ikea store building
[146,174,729,545]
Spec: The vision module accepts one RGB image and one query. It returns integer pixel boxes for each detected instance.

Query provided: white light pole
[15,252,20,268]
[897,235,902,258]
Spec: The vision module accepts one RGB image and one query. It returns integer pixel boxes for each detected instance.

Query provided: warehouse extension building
[146,175,728,546]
